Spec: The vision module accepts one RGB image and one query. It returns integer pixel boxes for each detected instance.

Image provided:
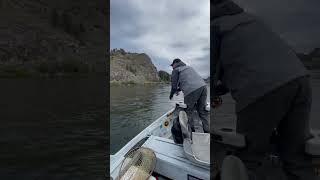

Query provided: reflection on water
[110,84,210,154]
[0,78,106,179]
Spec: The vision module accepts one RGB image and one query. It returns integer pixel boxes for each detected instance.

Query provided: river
[110,84,210,154]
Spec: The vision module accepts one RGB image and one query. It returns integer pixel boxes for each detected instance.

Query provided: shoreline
[110,80,170,86]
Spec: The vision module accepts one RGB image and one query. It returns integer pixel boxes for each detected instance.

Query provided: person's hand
[175,91,180,96]
[212,96,222,108]
[169,94,173,100]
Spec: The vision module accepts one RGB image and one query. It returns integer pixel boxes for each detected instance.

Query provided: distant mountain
[110,49,160,84]
[296,48,320,69]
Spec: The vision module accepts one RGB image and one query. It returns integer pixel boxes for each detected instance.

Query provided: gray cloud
[233,0,320,53]
[111,0,210,77]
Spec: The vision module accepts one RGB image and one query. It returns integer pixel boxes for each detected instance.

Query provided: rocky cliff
[0,0,107,77]
[110,49,160,83]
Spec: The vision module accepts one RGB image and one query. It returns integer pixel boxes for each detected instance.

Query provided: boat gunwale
[110,108,175,174]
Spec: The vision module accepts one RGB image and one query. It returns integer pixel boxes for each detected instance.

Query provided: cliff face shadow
[0,0,108,78]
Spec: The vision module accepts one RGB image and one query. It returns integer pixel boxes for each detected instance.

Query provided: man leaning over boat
[169,58,209,133]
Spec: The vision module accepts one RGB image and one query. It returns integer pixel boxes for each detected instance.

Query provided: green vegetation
[158,70,171,82]
[110,80,168,86]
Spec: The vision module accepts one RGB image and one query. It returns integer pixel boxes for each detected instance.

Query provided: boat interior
[110,101,320,180]
[110,102,210,180]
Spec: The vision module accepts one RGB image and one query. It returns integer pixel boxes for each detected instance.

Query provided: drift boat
[110,101,320,180]
[110,102,211,180]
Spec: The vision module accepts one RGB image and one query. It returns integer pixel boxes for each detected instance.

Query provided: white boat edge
[110,108,175,178]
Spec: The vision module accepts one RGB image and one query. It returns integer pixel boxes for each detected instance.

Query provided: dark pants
[184,86,209,133]
[236,76,314,179]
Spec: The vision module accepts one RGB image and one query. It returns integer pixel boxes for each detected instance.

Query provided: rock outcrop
[0,0,107,77]
[110,49,160,83]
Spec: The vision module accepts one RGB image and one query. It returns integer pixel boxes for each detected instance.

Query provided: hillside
[110,49,160,84]
[0,0,107,77]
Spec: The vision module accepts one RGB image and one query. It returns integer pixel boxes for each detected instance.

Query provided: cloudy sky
[111,0,210,78]
[233,0,320,53]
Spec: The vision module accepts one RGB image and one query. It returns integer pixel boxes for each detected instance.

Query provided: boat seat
[183,133,210,167]
[305,129,320,156]
[213,128,246,149]
[142,135,210,180]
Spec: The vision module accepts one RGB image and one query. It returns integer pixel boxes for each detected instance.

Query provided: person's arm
[169,69,179,100]
[211,24,229,108]
[211,69,229,108]
[212,24,229,97]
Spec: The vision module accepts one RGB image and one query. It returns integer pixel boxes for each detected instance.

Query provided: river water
[110,84,210,154]
[0,78,107,179]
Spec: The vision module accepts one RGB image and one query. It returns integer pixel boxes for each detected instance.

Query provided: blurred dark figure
[212,0,315,179]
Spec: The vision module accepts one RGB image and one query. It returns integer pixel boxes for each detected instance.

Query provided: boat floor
[143,135,210,180]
